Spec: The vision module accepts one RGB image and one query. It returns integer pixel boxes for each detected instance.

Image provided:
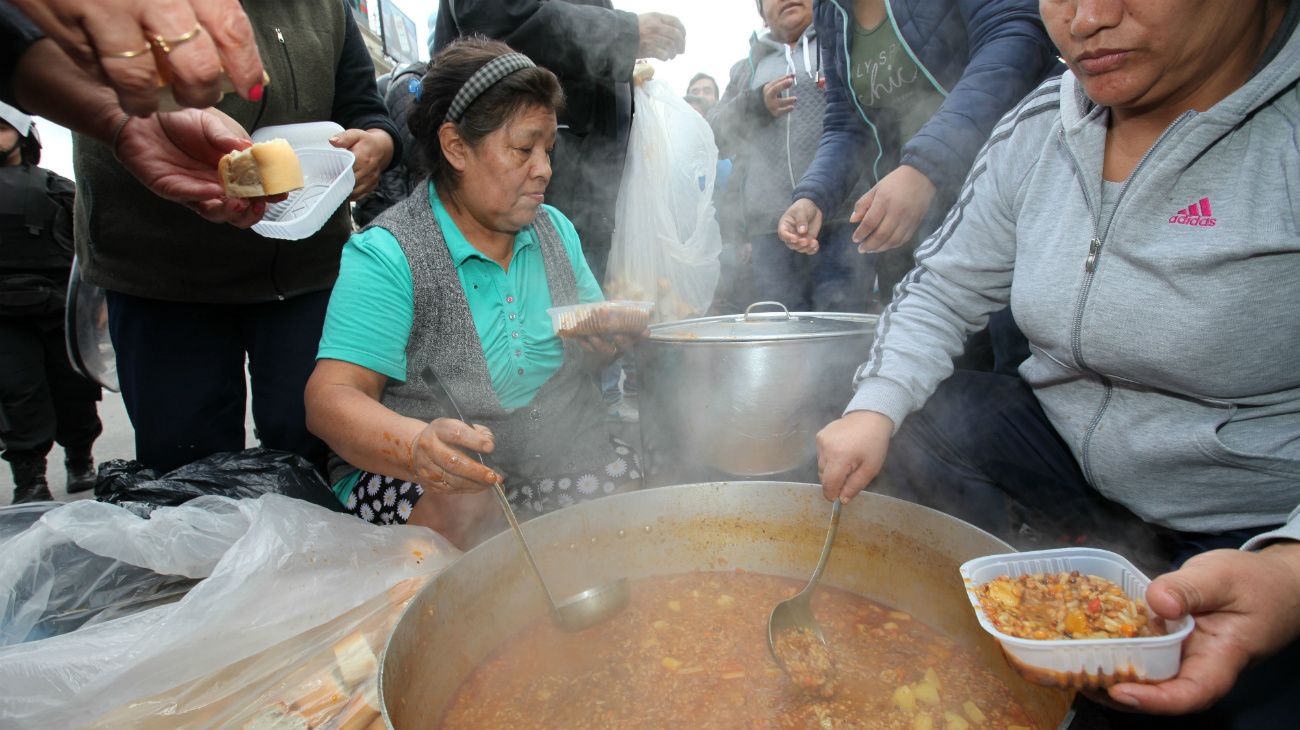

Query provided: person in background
[687,72,719,107]
[306,39,642,549]
[710,0,875,313]
[779,0,1059,311]
[0,103,100,503]
[354,60,428,227]
[683,94,711,116]
[685,71,719,117]
[816,0,1299,725]
[72,0,400,475]
[434,0,685,281]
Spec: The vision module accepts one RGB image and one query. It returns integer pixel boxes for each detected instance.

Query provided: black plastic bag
[94,448,344,517]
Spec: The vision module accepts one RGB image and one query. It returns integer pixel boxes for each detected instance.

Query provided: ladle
[420,368,629,632]
[767,498,842,663]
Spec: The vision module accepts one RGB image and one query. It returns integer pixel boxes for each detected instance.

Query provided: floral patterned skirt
[345,436,642,526]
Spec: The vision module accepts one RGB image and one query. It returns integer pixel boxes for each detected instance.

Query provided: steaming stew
[439,571,1037,729]
[977,571,1161,641]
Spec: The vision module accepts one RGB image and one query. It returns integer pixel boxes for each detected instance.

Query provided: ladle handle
[419,367,562,616]
[490,481,561,611]
[806,499,842,590]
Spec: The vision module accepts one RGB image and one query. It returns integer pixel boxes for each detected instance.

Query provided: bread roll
[219,138,304,198]
[331,631,378,689]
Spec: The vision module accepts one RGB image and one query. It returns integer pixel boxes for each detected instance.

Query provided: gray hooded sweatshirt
[849,23,1300,545]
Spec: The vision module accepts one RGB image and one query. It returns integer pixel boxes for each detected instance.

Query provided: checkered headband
[444,53,536,123]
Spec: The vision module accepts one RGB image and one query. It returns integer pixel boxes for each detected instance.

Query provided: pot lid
[649,301,876,342]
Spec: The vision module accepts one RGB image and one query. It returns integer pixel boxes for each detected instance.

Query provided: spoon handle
[806,499,842,590]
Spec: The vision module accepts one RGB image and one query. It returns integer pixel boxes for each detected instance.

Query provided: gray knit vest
[334,190,612,488]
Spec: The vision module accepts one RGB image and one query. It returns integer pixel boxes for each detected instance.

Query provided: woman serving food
[305,38,642,549]
[816,0,1300,723]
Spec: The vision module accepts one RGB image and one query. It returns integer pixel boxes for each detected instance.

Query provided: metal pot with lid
[637,302,876,483]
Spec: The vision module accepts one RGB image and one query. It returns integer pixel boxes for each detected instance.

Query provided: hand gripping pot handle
[742,301,792,321]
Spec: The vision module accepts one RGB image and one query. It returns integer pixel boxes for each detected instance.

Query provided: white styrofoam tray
[959,547,1194,689]
[250,122,354,241]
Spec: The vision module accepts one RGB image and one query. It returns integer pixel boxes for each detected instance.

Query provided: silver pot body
[380,483,1074,729]
[637,307,876,483]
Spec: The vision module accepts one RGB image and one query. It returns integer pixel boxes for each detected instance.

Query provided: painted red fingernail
[249,83,263,102]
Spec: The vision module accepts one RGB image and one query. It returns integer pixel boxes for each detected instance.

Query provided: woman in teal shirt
[305,39,641,548]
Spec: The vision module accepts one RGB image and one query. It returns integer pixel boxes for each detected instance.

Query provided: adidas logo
[1168,197,1216,227]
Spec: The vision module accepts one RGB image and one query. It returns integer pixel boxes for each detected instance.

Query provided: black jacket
[434,0,639,265]
[0,164,74,317]
[73,0,400,303]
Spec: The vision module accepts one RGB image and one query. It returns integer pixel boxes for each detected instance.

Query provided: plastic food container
[547,301,654,337]
[251,122,355,241]
[959,548,1194,689]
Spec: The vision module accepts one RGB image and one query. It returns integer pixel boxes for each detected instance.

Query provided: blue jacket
[793,0,1060,217]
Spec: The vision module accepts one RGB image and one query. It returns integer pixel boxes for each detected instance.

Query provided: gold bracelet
[109,113,132,162]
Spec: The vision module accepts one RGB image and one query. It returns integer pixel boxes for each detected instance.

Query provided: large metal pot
[380,483,1075,728]
[637,302,876,483]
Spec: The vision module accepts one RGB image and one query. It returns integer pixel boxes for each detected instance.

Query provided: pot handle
[743,301,792,321]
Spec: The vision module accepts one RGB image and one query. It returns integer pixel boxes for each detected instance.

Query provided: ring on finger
[100,43,152,59]
[150,24,203,54]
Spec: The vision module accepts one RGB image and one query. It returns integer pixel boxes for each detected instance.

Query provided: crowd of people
[1,0,1298,726]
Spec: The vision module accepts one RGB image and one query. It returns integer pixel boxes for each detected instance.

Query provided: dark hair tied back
[408,36,565,192]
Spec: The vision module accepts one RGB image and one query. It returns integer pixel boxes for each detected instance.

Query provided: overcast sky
[35,0,765,180]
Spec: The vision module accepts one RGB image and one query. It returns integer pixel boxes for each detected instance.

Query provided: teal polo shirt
[317,182,603,501]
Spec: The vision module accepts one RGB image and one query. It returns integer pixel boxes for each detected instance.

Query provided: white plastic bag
[606,78,722,322]
[0,494,457,729]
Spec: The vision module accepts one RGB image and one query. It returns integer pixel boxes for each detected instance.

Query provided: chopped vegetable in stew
[773,626,838,698]
[439,571,1037,729]
[976,570,1162,641]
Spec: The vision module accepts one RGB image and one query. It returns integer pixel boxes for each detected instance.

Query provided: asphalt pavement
[1,389,256,507]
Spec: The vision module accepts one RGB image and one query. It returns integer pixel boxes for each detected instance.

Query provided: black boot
[65,446,96,494]
[9,454,55,504]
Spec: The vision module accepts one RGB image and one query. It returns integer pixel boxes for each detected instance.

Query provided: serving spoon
[767,498,842,662]
[420,367,630,632]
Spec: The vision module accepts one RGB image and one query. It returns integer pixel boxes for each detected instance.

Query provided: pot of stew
[379,483,1075,728]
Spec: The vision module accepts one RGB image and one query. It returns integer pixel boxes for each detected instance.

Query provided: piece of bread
[240,702,309,730]
[633,61,655,86]
[290,668,348,722]
[218,138,304,198]
[332,631,378,689]
[336,684,381,730]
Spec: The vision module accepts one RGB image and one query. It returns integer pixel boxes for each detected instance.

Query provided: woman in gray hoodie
[817,0,1300,724]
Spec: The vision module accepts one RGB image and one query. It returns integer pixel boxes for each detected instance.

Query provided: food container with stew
[250,122,355,241]
[960,547,1195,689]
